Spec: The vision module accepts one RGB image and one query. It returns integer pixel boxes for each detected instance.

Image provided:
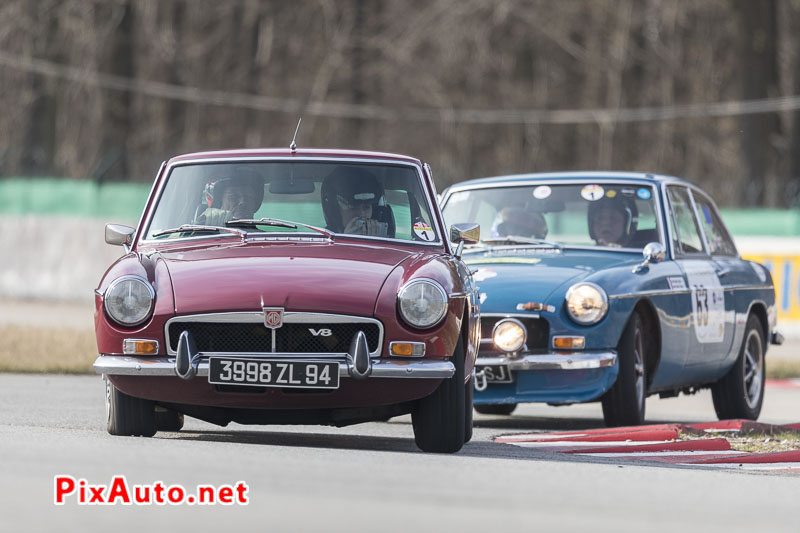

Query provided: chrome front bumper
[93,355,455,379]
[475,351,617,371]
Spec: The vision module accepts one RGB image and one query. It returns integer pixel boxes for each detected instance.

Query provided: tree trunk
[735,0,780,206]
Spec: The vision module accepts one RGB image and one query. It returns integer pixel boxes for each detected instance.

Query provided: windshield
[143,161,439,244]
[442,182,663,250]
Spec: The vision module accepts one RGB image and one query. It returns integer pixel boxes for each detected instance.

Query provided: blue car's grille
[479,316,549,355]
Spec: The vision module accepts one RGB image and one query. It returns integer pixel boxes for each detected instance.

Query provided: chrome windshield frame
[137,156,446,249]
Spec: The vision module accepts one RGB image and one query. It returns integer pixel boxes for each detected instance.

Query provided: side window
[666,186,705,255]
[691,192,737,256]
[385,189,412,240]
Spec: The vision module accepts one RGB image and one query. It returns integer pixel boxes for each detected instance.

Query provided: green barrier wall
[3,178,800,235]
[0,178,151,221]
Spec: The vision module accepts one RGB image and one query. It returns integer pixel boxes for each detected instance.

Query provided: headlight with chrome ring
[565,282,608,325]
[397,279,448,329]
[104,276,155,327]
[493,318,526,353]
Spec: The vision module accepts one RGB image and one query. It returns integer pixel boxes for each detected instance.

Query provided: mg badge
[263,307,284,329]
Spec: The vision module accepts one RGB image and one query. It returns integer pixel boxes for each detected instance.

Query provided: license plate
[477,365,513,383]
[208,358,339,389]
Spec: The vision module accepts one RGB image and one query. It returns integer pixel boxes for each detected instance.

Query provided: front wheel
[711,315,765,420]
[105,377,157,437]
[474,403,517,416]
[602,313,647,426]
[412,336,467,453]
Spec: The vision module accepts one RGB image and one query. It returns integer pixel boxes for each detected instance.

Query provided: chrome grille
[165,312,383,356]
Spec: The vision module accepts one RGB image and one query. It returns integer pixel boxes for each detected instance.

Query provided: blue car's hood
[462,248,639,312]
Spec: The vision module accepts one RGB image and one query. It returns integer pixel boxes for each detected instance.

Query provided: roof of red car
[168,148,422,165]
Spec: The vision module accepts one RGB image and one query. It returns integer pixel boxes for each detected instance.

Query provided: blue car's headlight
[565,282,608,325]
[104,276,155,327]
[398,279,448,329]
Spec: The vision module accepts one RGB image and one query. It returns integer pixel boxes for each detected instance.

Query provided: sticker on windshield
[606,189,617,198]
[621,188,636,196]
[637,188,651,200]
[581,184,604,201]
[533,185,552,199]
[413,221,435,241]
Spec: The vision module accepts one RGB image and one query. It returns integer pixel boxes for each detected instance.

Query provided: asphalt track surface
[1,374,798,533]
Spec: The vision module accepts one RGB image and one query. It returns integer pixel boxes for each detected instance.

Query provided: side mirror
[633,242,666,273]
[643,242,666,264]
[105,224,135,250]
[450,223,480,258]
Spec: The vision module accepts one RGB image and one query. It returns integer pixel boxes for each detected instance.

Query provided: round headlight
[104,276,155,327]
[398,279,448,329]
[565,282,608,325]
[493,318,526,353]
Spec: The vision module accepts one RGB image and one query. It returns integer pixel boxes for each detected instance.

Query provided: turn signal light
[390,342,426,357]
[553,336,585,350]
[123,339,159,355]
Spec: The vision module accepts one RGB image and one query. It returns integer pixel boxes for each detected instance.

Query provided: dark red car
[94,148,480,453]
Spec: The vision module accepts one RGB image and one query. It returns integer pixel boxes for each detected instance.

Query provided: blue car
[440,172,781,425]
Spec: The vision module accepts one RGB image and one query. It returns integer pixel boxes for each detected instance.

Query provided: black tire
[155,408,184,432]
[602,313,647,426]
[464,373,474,443]
[474,403,517,416]
[105,377,157,437]
[412,336,466,453]
[711,315,765,420]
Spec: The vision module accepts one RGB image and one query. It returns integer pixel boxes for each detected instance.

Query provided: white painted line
[511,440,667,448]
[575,450,744,458]
[687,462,800,471]
[499,433,588,442]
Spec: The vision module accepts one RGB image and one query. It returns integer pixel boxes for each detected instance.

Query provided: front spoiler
[94,355,455,379]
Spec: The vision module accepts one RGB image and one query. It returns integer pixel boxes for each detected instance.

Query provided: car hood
[157,242,418,316]
[462,248,639,312]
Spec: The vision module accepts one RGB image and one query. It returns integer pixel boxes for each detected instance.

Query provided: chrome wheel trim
[743,329,764,409]
[634,325,645,411]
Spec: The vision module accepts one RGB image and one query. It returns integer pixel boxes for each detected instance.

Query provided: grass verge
[0,325,96,373]
[767,359,800,379]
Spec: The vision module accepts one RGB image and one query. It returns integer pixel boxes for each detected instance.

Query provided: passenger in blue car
[588,196,638,247]
[491,207,548,239]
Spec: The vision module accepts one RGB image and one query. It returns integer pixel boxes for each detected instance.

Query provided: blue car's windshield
[443,182,663,250]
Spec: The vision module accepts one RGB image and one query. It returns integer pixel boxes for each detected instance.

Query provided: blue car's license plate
[477,365,514,383]
[209,358,339,389]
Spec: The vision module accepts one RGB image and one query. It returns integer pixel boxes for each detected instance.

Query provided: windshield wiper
[152,225,248,239]
[226,218,335,239]
[474,236,563,249]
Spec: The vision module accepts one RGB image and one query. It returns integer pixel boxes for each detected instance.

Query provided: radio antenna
[290,118,302,153]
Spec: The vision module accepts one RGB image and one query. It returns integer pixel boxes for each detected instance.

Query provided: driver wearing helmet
[491,207,548,239]
[587,195,638,247]
[198,171,263,226]
[321,167,389,237]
